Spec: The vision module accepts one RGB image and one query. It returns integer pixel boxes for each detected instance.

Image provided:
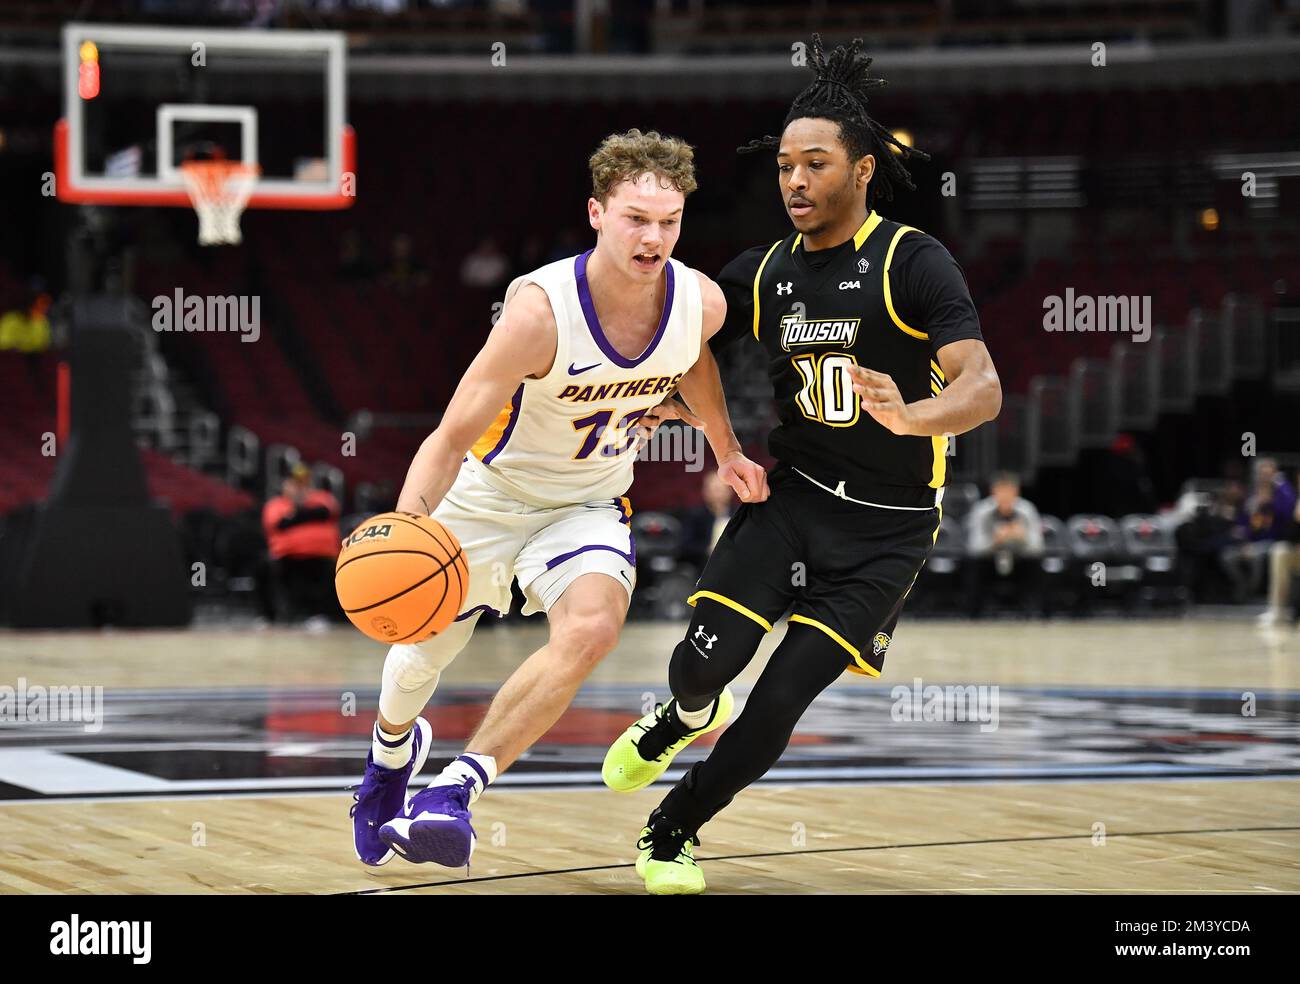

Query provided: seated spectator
[1175,481,1242,604]
[459,237,511,290]
[680,471,737,570]
[262,463,342,625]
[1260,470,1300,627]
[965,472,1043,618]
[337,229,375,282]
[382,233,428,291]
[0,292,52,353]
[1221,458,1296,603]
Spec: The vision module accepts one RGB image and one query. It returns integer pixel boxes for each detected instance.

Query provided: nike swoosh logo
[619,570,632,586]
[568,362,601,375]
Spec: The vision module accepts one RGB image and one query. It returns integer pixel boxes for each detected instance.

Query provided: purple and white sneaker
[378,775,478,868]
[348,717,433,866]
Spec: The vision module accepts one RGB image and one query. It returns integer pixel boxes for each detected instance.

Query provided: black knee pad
[669,599,766,708]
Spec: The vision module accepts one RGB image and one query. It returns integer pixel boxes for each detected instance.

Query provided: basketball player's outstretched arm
[649,270,769,503]
[395,284,557,515]
[849,339,1000,438]
[848,238,1001,437]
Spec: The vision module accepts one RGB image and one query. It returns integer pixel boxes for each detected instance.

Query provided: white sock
[431,752,497,806]
[674,697,716,731]
[372,722,414,770]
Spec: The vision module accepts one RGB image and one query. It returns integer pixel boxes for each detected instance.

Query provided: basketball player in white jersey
[349,129,769,868]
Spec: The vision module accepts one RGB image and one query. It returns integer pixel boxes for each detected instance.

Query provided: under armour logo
[858,258,870,274]
[693,626,718,649]
[776,282,793,295]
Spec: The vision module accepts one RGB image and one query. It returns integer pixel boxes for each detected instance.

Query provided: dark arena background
[0,0,1297,926]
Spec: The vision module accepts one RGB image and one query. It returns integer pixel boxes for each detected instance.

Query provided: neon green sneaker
[602,687,735,793]
[635,813,705,895]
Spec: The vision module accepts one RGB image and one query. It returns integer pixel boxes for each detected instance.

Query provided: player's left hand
[633,397,704,445]
[718,452,770,503]
[848,365,916,436]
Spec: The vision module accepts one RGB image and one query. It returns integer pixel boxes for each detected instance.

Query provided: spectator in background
[262,463,342,627]
[338,229,375,282]
[1175,480,1243,604]
[513,234,546,281]
[681,471,737,570]
[383,233,428,291]
[965,471,1044,618]
[1221,457,1297,602]
[1260,484,1300,627]
[0,291,52,353]
[459,237,511,290]
[545,228,583,263]
[1094,432,1156,516]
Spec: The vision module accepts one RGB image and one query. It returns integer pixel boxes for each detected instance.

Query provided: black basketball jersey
[713,211,984,509]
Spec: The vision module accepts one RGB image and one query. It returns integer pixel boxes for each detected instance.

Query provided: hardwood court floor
[1,781,1295,895]
[0,617,1297,894]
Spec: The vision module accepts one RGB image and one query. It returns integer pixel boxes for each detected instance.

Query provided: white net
[179,161,260,246]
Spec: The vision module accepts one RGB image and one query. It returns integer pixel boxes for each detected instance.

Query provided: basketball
[335,512,468,644]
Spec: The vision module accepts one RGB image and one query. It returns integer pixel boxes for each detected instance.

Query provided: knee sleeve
[669,599,767,710]
[378,613,479,724]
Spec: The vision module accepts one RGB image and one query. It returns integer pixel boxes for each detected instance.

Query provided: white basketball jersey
[467,250,703,508]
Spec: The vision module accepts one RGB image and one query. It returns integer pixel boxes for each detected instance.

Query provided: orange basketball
[335,512,469,644]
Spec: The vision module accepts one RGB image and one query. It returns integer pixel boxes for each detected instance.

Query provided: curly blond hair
[588,128,698,204]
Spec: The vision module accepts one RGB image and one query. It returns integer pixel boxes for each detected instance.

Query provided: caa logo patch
[872,632,891,657]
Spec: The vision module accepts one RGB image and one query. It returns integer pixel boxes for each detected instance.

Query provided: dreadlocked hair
[739,34,929,206]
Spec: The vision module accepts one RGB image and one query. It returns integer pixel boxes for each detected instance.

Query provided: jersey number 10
[792,353,861,427]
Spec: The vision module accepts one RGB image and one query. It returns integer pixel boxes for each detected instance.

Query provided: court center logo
[779,314,861,352]
[151,289,261,343]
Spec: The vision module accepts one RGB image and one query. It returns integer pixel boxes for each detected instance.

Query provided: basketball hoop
[179,159,260,246]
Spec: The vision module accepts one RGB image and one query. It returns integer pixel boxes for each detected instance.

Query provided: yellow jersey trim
[930,435,948,488]
[846,661,882,678]
[883,225,928,341]
[853,210,884,250]
[687,590,773,632]
[789,613,862,661]
[470,400,516,460]
[790,211,881,256]
[752,240,784,341]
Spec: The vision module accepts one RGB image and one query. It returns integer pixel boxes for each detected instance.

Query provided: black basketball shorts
[687,463,941,676]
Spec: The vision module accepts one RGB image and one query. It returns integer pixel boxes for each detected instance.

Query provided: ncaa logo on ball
[347,523,394,548]
[872,632,891,657]
[371,615,400,638]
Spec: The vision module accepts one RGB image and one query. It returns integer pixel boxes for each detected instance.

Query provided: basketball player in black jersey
[602,36,1002,894]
